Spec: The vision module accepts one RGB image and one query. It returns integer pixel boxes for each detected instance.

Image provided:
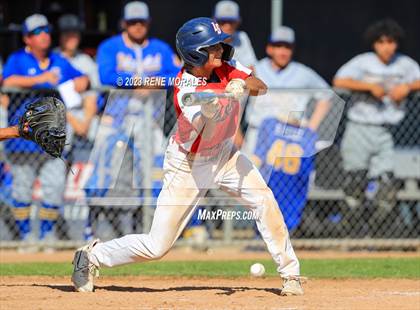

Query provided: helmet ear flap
[196,47,209,65]
[176,44,208,66]
[221,43,234,61]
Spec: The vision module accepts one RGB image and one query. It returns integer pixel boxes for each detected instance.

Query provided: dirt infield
[1,249,419,309]
[1,276,419,310]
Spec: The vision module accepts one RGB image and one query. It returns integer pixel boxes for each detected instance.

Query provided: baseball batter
[72,17,304,296]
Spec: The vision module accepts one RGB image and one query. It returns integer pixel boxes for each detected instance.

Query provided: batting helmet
[176,17,234,67]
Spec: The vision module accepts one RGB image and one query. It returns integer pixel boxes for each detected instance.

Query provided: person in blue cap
[213,0,257,69]
[254,26,329,91]
[97,1,180,87]
[56,14,100,89]
[2,13,89,243]
[246,26,331,234]
[82,1,180,241]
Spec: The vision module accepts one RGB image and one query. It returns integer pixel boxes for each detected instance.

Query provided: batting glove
[225,78,246,100]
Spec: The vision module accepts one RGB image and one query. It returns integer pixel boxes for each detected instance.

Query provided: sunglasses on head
[29,26,50,36]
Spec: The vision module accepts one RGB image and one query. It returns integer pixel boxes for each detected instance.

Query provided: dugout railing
[0,87,419,250]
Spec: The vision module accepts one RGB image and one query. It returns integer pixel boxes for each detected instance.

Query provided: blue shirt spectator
[213,0,257,68]
[97,1,180,88]
[3,14,87,153]
[96,1,180,128]
[3,48,83,89]
[97,35,180,88]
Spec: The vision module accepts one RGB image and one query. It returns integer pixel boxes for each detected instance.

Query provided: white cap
[123,1,150,21]
[214,0,240,22]
[23,14,49,34]
[270,26,295,44]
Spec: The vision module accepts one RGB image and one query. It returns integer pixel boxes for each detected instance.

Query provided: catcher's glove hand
[18,97,66,158]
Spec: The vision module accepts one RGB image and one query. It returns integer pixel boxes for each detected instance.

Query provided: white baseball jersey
[248,59,329,127]
[231,31,258,68]
[174,59,251,154]
[335,52,420,125]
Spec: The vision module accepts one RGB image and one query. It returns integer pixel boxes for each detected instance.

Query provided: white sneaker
[280,276,305,296]
[71,239,100,292]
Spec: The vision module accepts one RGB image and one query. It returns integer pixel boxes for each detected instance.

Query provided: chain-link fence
[0,87,419,250]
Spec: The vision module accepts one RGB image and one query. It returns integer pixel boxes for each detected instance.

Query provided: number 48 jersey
[252,118,318,231]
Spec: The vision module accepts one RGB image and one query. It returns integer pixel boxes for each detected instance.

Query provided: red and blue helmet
[176,17,234,67]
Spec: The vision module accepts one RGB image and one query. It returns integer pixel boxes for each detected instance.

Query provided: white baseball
[250,263,265,277]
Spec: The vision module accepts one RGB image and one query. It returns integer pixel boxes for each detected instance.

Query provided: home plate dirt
[1,276,419,310]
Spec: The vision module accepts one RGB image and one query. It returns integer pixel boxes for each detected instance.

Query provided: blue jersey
[97,34,180,88]
[97,34,180,128]
[3,48,83,153]
[253,119,317,230]
[3,48,83,89]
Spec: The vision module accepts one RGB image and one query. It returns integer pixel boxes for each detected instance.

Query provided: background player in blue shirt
[83,1,180,240]
[2,14,88,242]
[248,26,330,232]
[97,1,180,88]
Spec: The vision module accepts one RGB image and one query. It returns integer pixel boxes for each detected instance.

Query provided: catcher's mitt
[18,97,66,158]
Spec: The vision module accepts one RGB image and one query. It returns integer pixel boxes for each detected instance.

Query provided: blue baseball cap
[214,0,241,22]
[22,14,50,35]
[269,26,295,44]
[123,1,150,21]
[58,14,83,32]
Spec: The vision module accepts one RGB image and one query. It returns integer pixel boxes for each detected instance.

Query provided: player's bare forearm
[0,126,20,141]
[308,99,331,131]
[245,76,267,96]
[333,78,375,92]
[73,76,90,93]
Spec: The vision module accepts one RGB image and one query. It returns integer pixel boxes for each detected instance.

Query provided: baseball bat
[181,92,235,106]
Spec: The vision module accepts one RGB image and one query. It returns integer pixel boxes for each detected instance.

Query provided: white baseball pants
[90,137,300,277]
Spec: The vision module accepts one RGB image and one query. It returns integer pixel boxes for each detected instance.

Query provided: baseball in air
[250,263,265,277]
